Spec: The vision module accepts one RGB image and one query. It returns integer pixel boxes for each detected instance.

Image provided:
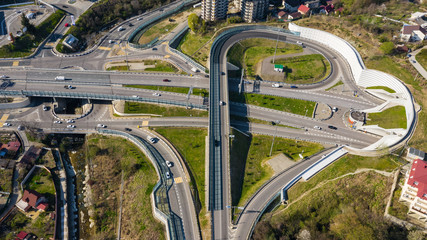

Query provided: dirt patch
[266,153,296,175]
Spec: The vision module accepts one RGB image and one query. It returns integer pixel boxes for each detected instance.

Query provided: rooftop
[408,159,427,200]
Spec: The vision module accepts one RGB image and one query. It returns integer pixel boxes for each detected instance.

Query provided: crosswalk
[174,177,183,184]
[0,114,9,127]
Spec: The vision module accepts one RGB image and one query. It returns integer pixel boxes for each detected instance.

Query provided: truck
[55,76,65,81]
[191,67,198,73]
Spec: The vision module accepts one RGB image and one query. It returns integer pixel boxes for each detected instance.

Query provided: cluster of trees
[68,0,170,47]
[187,13,206,34]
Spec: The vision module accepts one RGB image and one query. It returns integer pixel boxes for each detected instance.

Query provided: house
[396,44,409,53]
[274,64,284,72]
[19,146,41,166]
[278,11,287,19]
[288,12,302,20]
[407,147,426,161]
[63,34,79,50]
[16,189,47,212]
[298,4,310,15]
[400,159,427,221]
[37,202,49,211]
[282,0,300,12]
[16,231,28,240]
[6,140,21,152]
[304,0,320,9]
[401,25,427,42]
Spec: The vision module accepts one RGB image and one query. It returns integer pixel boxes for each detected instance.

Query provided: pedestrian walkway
[409,46,427,80]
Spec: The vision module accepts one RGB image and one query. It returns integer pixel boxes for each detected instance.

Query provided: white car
[137,17,143,21]
[152,92,161,96]
[132,95,139,98]
[67,125,75,128]
[97,124,106,128]
[272,83,280,88]
[332,107,338,112]
[313,126,322,130]
[3,123,11,127]
[108,40,114,44]
[165,172,171,179]
[0,75,8,79]
[166,161,173,167]
[66,119,75,123]
[54,120,62,124]
[147,135,156,144]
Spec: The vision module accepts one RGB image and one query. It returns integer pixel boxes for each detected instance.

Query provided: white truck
[55,76,65,81]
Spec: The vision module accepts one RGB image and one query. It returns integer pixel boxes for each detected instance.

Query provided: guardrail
[97,129,182,240]
[0,90,208,110]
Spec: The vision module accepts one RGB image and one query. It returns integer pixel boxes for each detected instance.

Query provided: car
[97,124,106,128]
[54,120,62,124]
[132,95,139,98]
[66,119,75,123]
[118,26,124,31]
[65,23,70,27]
[152,92,161,96]
[109,40,114,44]
[328,125,337,130]
[0,75,8,79]
[412,60,417,63]
[43,105,48,111]
[40,5,46,8]
[3,123,11,127]
[332,107,338,112]
[67,125,75,128]
[16,11,21,14]
[152,48,157,51]
[290,85,298,89]
[17,125,24,130]
[137,17,143,21]
[62,5,68,8]
[147,135,156,143]
[64,85,73,89]
[162,79,170,82]
[272,83,280,88]
[313,126,322,130]
[128,23,133,27]
[296,41,302,45]
[125,127,132,131]
[165,172,170,179]
[166,161,173,167]
[219,101,225,106]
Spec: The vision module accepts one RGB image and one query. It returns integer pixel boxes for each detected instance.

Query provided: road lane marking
[141,120,149,127]
[1,114,10,121]
[164,55,170,58]
[45,42,55,46]
[98,46,112,51]
[174,177,183,183]
[12,61,19,66]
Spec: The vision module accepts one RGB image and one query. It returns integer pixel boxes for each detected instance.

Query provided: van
[55,76,65,81]
[272,83,280,88]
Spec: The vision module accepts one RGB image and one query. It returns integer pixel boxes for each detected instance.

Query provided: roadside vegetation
[1,209,55,239]
[154,128,210,239]
[0,10,65,58]
[230,92,315,117]
[230,115,299,129]
[325,80,344,91]
[231,133,324,209]
[106,60,180,73]
[24,168,55,205]
[227,38,303,79]
[273,54,331,84]
[138,22,178,45]
[69,135,164,239]
[125,85,208,97]
[388,173,410,221]
[366,86,396,93]
[253,171,411,240]
[366,106,407,129]
[124,102,208,117]
[0,168,13,193]
[415,49,427,71]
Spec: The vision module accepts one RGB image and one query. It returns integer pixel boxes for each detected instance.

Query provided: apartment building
[241,0,268,23]
[400,159,427,221]
[201,0,229,21]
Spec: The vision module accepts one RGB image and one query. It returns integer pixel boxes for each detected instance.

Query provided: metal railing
[0,90,208,110]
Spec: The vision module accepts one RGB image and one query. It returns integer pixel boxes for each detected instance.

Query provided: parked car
[67,125,75,128]
[152,48,158,51]
[332,107,338,112]
[54,120,62,124]
[17,125,24,130]
[43,105,48,111]
[67,119,75,123]
[109,40,114,44]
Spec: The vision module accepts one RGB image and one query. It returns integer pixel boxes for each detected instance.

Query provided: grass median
[366,86,396,93]
[124,102,208,117]
[125,85,208,97]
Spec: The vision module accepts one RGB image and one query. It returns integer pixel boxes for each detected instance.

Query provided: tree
[379,41,394,55]
[188,13,200,33]
[20,13,36,35]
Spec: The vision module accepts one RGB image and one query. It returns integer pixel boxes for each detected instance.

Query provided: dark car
[290,85,298,89]
[163,79,171,82]
[125,128,132,131]
[128,23,133,27]
[328,125,337,130]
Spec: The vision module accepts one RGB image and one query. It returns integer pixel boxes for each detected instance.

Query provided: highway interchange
[0,1,411,239]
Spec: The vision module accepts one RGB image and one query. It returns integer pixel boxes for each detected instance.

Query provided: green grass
[230,115,300,129]
[138,22,178,45]
[388,178,409,220]
[125,85,208,97]
[178,31,214,56]
[0,10,65,58]
[415,49,427,71]
[365,56,420,90]
[227,38,303,78]
[124,102,207,117]
[0,169,13,193]
[106,66,130,71]
[287,154,400,202]
[230,92,315,116]
[366,106,407,129]
[237,134,324,207]
[273,54,331,84]
[24,168,55,206]
[0,210,55,239]
[366,86,396,93]
[325,80,344,91]
[154,128,209,234]
[107,60,179,73]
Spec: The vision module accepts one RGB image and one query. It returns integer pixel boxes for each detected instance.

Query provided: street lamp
[269,120,280,157]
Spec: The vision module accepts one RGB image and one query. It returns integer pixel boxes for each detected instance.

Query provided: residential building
[278,11,287,19]
[16,231,28,240]
[304,0,320,9]
[234,0,242,11]
[407,147,426,161]
[283,0,301,12]
[201,0,228,21]
[298,4,310,15]
[400,159,427,221]
[18,145,41,169]
[241,0,268,23]
[63,34,79,50]
[401,25,427,42]
[288,12,302,20]
[16,189,48,212]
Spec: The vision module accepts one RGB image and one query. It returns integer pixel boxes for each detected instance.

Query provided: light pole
[272,33,280,64]
[269,120,280,157]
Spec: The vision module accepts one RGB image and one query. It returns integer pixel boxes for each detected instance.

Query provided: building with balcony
[241,0,268,23]
[201,0,228,21]
[400,159,427,221]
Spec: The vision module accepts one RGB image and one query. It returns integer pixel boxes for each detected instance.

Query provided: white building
[401,25,427,42]
[201,0,228,21]
[400,159,427,221]
[241,0,268,23]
